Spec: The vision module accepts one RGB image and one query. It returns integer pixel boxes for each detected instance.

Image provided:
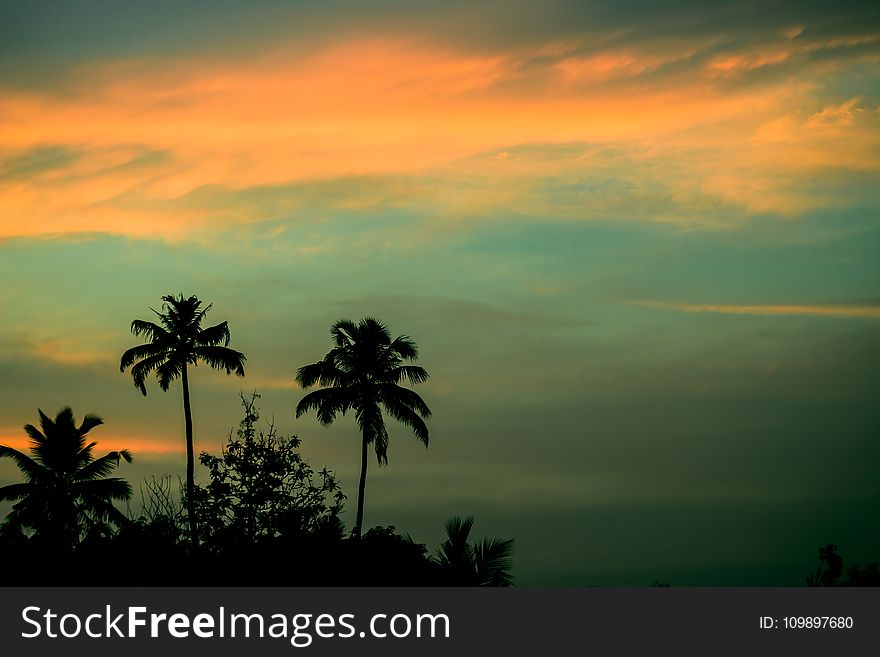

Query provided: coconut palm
[0,407,132,552]
[295,317,431,539]
[436,515,515,586]
[120,293,246,548]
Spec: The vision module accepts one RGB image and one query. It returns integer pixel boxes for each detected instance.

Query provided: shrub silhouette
[191,392,345,551]
[806,543,879,587]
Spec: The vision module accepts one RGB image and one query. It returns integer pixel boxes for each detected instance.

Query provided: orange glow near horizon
[0,433,185,456]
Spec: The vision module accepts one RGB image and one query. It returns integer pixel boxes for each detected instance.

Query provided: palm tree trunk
[181,364,198,549]
[354,431,368,540]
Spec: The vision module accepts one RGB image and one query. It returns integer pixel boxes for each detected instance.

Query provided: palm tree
[120,293,246,548]
[296,317,431,539]
[0,407,132,552]
[436,515,515,586]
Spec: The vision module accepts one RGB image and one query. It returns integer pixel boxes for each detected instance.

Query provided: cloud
[0,145,82,179]
[2,5,878,241]
[805,97,864,127]
[632,300,880,319]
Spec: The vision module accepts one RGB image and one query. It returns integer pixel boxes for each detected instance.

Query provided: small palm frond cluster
[0,407,132,548]
[120,294,245,394]
[436,515,515,586]
[296,317,431,465]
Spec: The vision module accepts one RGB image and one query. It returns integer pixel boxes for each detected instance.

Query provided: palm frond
[120,342,168,371]
[444,515,475,545]
[76,477,133,501]
[330,318,359,347]
[296,388,350,424]
[359,317,392,346]
[23,422,46,447]
[156,357,184,391]
[87,499,131,527]
[381,384,432,418]
[160,294,209,334]
[77,413,104,436]
[381,396,429,446]
[391,364,429,385]
[129,319,171,342]
[436,515,476,577]
[127,352,169,395]
[0,445,46,481]
[390,334,419,360]
[73,451,129,482]
[194,321,231,347]
[474,537,515,586]
[37,408,55,438]
[354,403,389,464]
[296,357,348,389]
[319,353,349,386]
[192,345,246,376]
[296,362,325,388]
[0,482,32,502]
[372,423,389,465]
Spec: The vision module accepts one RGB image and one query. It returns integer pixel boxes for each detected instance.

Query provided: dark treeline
[0,395,513,586]
[805,544,880,587]
[0,294,513,586]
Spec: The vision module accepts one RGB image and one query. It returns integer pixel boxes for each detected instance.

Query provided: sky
[1,0,879,585]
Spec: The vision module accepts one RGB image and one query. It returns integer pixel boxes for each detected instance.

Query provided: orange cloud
[633,301,880,319]
[29,338,117,367]
[1,36,878,240]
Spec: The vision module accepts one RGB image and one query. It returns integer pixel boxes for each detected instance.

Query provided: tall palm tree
[0,407,132,552]
[120,293,246,548]
[436,515,515,586]
[296,317,431,539]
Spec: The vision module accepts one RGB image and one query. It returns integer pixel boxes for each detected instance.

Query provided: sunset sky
[1,0,878,584]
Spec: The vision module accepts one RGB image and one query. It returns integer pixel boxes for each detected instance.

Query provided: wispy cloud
[2,17,878,241]
[632,301,880,319]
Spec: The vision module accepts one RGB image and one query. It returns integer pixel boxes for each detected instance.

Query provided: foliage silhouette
[120,293,246,548]
[806,543,844,586]
[295,317,431,539]
[191,392,345,551]
[806,543,880,587]
[436,515,515,586]
[842,561,880,586]
[0,407,132,555]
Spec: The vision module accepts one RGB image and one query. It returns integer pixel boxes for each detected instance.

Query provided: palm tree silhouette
[0,407,132,552]
[436,515,514,586]
[120,293,245,548]
[296,317,431,539]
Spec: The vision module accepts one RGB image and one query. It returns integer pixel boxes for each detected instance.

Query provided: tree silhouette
[0,407,132,553]
[120,293,245,548]
[193,392,345,549]
[806,543,844,586]
[806,543,880,587]
[435,515,514,586]
[296,317,431,539]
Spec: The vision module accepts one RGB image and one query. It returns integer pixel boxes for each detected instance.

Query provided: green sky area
[2,203,878,585]
[1,0,879,585]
